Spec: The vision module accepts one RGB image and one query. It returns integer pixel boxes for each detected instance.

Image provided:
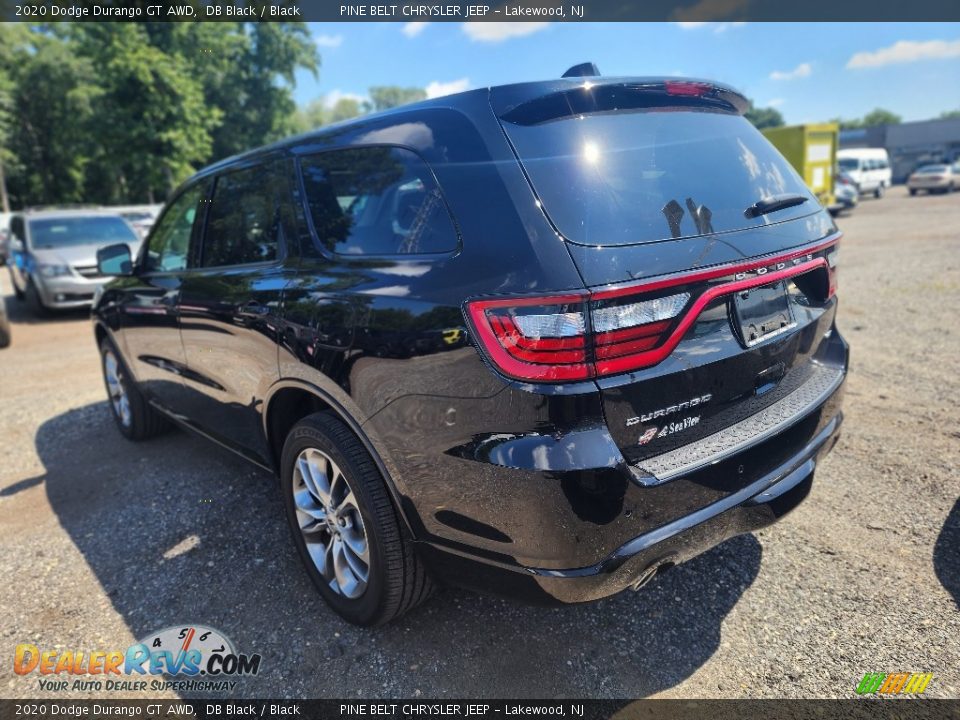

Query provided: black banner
[2,0,960,23]
[2,700,960,720]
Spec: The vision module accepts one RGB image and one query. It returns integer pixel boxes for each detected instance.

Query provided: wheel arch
[262,379,421,540]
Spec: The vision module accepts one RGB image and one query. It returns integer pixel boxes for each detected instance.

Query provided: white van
[837,149,892,198]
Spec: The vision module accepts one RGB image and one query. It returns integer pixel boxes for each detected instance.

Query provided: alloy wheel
[292,447,370,599]
[103,350,132,428]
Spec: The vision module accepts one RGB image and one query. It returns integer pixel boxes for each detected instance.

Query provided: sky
[293,22,960,124]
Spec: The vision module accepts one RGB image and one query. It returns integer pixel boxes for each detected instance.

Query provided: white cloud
[425,78,471,99]
[765,98,786,108]
[323,89,367,109]
[770,62,812,80]
[462,22,549,43]
[314,34,343,49]
[674,21,745,33]
[847,38,960,69]
[403,22,428,37]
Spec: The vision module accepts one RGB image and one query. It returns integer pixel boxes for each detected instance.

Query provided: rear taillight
[466,236,840,383]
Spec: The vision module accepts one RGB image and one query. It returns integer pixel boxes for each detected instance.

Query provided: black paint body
[93,78,848,605]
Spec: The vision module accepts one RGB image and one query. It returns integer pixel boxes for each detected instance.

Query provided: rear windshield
[917,165,948,174]
[500,108,817,246]
[28,216,136,249]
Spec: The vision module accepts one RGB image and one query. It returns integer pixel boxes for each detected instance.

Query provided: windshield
[838,158,859,171]
[916,165,948,174]
[28,216,137,249]
[500,108,817,246]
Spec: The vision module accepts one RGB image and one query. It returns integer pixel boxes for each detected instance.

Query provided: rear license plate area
[732,281,795,347]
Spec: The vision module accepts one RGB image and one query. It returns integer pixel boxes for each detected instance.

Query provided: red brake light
[664,81,711,97]
[466,236,839,383]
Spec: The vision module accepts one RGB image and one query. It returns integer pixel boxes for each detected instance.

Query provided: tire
[909,189,918,196]
[874,184,884,199]
[25,279,46,315]
[281,411,433,626]
[99,339,170,440]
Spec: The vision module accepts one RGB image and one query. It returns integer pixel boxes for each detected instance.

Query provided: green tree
[939,109,960,120]
[744,101,785,130]
[860,108,901,127]
[71,23,221,203]
[829,116,860,130]
[328,97,364,124]
[1,26,99,206]
[365,86,427,112]
[141,22,319,162]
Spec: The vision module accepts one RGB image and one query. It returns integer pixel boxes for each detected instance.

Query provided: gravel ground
[0,186,957,700]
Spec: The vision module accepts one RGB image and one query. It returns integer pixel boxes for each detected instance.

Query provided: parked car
[7,209,141,315]
[115,204,163,239]
[837,148,892,198]
[907,164,956,194]
[828,171,859,216]
[92,71,847,626]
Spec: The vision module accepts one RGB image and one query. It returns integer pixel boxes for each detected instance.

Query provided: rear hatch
[488,78,843,476]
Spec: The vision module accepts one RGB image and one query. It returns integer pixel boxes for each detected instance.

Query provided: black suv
[92,74,847,626]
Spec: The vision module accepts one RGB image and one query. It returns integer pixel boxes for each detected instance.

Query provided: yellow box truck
[762,123,838,209]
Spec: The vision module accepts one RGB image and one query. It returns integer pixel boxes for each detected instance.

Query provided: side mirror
[97,243,133,276]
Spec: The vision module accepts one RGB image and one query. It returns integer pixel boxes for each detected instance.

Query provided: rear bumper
[410,317,848,605]
[417,404,842,605]
[908,180,952,191]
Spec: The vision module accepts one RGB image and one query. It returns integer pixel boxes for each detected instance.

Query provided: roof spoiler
[496,79,751,126]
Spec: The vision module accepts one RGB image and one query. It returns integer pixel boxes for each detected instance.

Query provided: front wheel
[909,188,918,196]
[280,412,433,626]
[99,340,170,440]
[874,184,885,199]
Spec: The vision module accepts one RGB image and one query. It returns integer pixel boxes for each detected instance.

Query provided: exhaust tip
[630,560,675,591]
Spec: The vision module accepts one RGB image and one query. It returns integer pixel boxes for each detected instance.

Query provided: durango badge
[626,394,712,426]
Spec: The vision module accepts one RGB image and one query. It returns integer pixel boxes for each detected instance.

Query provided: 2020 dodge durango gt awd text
[92,75,847,626]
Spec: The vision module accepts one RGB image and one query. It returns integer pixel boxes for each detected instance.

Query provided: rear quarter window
[299,146,459,256]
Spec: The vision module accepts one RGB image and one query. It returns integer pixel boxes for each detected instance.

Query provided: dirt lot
[0,186,958,700]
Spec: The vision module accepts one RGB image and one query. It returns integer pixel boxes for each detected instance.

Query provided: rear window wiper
[744,193,808,219]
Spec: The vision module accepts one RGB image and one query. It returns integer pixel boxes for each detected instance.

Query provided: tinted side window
[202,164,281,268]
[144,185,205,273]
[300,146,458,256]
